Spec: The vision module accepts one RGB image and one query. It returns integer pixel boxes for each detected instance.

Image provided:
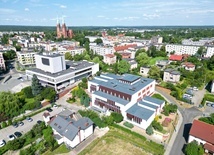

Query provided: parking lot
[0,107,64,144]
[0,73,30,93]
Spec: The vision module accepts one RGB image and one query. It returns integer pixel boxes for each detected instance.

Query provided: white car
[0,140,6,147]
[193,87,198,91]
[8,134,15,141]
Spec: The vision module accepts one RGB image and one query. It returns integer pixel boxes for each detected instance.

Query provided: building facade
[166,44,200,55]
[88,73,165,129]
[90,45,115,56]
[56,18,73,39]
[163,68,181,83]
[0,52,6,71]
[103,54,116,65]
[16,50,36,66]
[26,53,99,92]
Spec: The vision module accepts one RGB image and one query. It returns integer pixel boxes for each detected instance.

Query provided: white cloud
[60,5,67,8]
[143,13,160,20]
[97,15,105,18]
[24,8,29,11]
[0,8,16,14]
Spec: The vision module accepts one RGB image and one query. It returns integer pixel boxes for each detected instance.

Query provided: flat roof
[26,60,95,78]
[93,91,129,106]
[126,104,154,121]
[143,96,165,105]
[138,101,158,109]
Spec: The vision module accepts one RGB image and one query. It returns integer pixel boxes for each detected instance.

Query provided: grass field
[79,124,164,155]
[148,57,168,65]
[43,144,70,155]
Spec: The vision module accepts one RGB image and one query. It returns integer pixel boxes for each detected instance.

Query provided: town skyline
[0,0,214,26]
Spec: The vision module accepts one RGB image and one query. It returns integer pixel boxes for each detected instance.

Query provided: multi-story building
[166,44,200,55]
[88,73,165,129]
[58,47,85,56]
[103,54,116,65]
[16,49,37,67]
[140,66,150,77]
[151,36,163,44]
[90,45,115,56]
[26,53,99,92]
[0,52,6,71]
[163,68,181,83]
[204,46,214,58]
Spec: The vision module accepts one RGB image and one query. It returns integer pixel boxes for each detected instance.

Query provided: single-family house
[163,68,180,83]
[188,119,214,154]
[140,66,150,77]
[181,62,195,71]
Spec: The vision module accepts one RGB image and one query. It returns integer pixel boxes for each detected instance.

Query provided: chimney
[85,122,89,127]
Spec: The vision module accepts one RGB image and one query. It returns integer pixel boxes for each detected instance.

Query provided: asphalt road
[156,87,203,155]
[0,107,63,143]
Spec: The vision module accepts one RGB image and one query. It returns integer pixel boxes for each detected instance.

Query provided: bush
[152,93,166,101]
[123,122,134,128]
[7,119,12,125]
[159,115,162,119]
[152,120,163,132]
[1,122,7,128]
[163,104,178,116]
[7,138,25,150]
[146,125,154,135]
[21,86,34,98]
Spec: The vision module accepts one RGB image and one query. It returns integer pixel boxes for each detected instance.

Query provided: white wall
[188,135,206,145]
[63,134,79,148]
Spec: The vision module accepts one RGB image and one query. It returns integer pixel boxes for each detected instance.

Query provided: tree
[94,38,103,44]
[146,125,154,135]
[151,120,163,132]
[111,112,123,123]
[136,53,150,66]
[21,86,34,98]
[64,52,73,60]
[41,87,56,102]
[114,52,122,61]
[15,45,21,51]
[3,50,16,60]
[196,46,206,57]
[185,141,204,155]
[31,74,42,96]
[117,60,130,74]
[7,138,25,150]
[148,66,161,80]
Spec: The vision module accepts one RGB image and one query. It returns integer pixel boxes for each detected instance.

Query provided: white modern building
[43,109,94,149]
[26,53,99,92]
[88,73,165,130]
[204,46,214,58]
[90,45,115,56]
[163,69,181,83]
[58,47,85,56]
[166,44,200,55]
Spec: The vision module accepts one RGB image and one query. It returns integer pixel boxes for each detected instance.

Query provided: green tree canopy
[185,141,204,155]
[136,52,150,66]
[117,60,130,74]
[94,38,103,44]
[148,66,161,80]
[31,74,42,96]
[64,52,73,60]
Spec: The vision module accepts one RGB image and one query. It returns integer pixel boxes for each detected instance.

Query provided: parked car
[14,132,22,138]
[8,134,15,141]
[53,104,58,108]
[46,107,53,112]
[37,120,42,125]
[206,103,212,107]
[193,87,198,91]
[18,121,24,126]
[0,140,6,147]
[26,117,33,122]
[211,104,214,108]
[13,123,18,128]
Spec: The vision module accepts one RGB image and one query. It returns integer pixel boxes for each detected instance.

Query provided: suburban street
[156,87,203,155]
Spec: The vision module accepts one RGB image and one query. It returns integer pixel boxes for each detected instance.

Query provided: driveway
[0,107,63,143]
[191,88,206,107]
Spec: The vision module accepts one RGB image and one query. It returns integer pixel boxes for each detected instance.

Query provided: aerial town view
[0,0,214,155]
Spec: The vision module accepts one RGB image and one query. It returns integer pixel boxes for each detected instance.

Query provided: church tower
[56,17,61,38]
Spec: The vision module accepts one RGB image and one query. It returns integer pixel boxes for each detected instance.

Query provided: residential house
[103,54,116,65]
[188,119,214,154]
[140,66,150,77]
[120,52,131,59]
[163,68,181,83]
[181,62,195,71]
[156,60,170,69]
[169,54,183,61]
[43,109,93,149]
[123,58,137,69]
[88,73,165,130]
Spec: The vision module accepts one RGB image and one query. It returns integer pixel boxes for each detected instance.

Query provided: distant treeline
[0,25,214,32]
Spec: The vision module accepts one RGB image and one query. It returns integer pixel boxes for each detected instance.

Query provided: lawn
[79,124,164,155]
[148,57,168,65]
[43,144,70,155]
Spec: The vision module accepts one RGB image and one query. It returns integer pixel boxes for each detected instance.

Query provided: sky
[0,0,214,26]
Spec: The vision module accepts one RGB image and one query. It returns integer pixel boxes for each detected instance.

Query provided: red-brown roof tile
[204,143,214,152]
[169,55,183,61]
[189,120,214,144]
[114,44,137,52]
[105,54,115,58]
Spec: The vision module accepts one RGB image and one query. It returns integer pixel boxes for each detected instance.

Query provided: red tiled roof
[43,112,50,118]
[182,62,195,68]
[114,44,137,52]
[105,54,115,58]
[169,55,183,61]
[121,52,131,56]
[204,143,214,152]
[189,120,214,144]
